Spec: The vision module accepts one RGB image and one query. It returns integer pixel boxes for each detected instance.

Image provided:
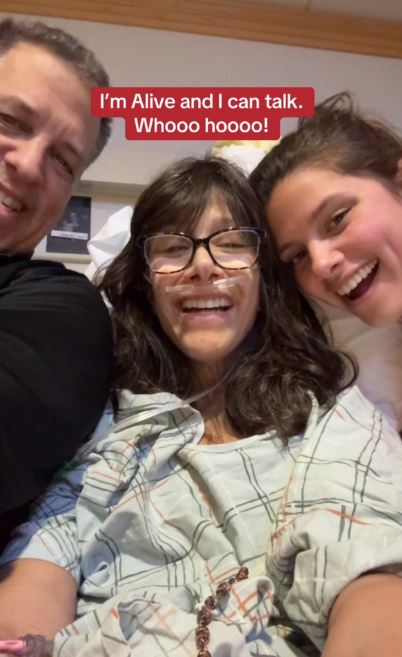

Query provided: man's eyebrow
[0,95,83,161]
[0,95,36,116]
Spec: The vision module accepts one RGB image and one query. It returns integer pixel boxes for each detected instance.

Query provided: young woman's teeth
[0,193,22,211]
[182,298,231,311]
[338,260,377,297]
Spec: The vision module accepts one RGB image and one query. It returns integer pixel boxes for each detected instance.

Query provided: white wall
[3,11,402,187]
[3,11,402,270]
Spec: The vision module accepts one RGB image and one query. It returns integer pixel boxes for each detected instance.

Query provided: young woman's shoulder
[308,384,402,462]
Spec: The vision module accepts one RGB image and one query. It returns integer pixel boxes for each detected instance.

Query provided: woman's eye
[328,208,350,230]
[220,241,243,249]
[284,249,307,267]
[165,245,187,254]
[288,250,307,267]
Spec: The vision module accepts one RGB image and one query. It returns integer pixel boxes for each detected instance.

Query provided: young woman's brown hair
[250,92,402,203]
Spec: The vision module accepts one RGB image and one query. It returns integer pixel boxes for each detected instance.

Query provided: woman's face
[150,194,261,382]
[267,166,402,326]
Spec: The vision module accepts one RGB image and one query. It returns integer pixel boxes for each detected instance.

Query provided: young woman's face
[267,167,402,326]
[150,194,261,381]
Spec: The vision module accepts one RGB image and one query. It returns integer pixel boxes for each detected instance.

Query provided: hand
[324,573,402,657]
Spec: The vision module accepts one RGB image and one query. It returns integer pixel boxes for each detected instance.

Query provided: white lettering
[130,93,175,109]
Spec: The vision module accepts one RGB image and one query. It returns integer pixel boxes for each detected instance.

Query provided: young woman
[249,92,402,328]
[1,157,402,657]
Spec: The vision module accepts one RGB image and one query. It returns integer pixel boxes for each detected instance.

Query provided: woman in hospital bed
[1,156,402,657]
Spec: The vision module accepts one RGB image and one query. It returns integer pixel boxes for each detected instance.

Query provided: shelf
[76,179,145,201]
[33,252,91,264]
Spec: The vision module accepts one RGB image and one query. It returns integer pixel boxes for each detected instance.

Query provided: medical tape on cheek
[164,274,247,294]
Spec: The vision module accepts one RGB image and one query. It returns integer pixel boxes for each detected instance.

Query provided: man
[0,18,113,540]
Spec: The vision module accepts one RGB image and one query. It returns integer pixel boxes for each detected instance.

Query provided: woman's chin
[355,307,402,327]
[180,336,238,364]
[343,282,402,327]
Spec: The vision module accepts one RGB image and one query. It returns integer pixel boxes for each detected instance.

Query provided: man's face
[0,42,100,253]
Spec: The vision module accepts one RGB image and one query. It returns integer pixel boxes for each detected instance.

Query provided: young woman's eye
[328,208,350,230]
[288,250,307,267]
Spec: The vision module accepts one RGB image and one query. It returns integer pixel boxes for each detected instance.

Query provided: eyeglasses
[142,227,265,274]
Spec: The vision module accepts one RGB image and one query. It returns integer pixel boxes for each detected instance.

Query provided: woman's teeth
[338,260,378,297]
[182,298,231,311]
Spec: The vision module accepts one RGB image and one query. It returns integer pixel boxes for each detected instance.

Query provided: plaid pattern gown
[3,385,402,657]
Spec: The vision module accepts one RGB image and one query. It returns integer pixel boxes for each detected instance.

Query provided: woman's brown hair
[99,156,354,441]
[250,92,402,207]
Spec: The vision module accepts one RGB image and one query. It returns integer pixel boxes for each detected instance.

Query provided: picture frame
[46,195,91,255]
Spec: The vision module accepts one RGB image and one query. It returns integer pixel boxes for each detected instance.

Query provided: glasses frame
[141,227,266,274]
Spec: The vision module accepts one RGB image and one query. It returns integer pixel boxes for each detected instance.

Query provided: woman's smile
[268,168,402,326]
[151,196,260,377]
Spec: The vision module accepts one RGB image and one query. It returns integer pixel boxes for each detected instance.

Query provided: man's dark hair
[0,17,112,164]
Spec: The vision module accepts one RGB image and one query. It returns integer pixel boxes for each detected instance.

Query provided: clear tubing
[164,274,246,294]
[114,368,232,432]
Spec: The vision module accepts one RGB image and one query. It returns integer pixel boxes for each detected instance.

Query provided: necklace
[195,566,249,657]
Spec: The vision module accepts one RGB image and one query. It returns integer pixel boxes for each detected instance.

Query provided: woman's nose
[188,244,221,280]
[310,241,344,279]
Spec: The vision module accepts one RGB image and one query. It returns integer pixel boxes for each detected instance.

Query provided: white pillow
[320,301,402,431]
[85,206,132,280]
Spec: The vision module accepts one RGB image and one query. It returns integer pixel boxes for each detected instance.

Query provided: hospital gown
[2,386,402,657]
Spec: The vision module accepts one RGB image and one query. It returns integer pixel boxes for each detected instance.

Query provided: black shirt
[0,255,112,527]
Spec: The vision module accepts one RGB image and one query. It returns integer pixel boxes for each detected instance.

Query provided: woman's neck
[191,361,224,392]
[193,389,239,445]
[193,387,224,419]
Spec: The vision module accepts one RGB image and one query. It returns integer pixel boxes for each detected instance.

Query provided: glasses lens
[210,229,260,269]
[144,234,193,273]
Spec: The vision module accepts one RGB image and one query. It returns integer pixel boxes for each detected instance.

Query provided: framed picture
[46,195,91,255]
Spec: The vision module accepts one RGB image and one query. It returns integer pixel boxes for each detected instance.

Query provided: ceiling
[2,0,402,58]
[249,0,402,22]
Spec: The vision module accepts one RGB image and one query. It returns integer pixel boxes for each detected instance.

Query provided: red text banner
[92,87,315,140]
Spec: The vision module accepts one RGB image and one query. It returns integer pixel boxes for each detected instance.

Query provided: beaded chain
[195,566,249,657]
[0,568,249,657]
